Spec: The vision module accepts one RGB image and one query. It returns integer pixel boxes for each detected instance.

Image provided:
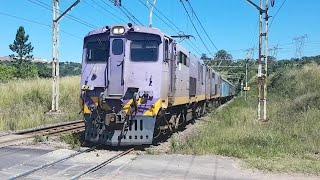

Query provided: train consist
[80,24,235,146]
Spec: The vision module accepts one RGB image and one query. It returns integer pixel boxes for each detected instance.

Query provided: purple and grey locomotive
[80,24,235,146]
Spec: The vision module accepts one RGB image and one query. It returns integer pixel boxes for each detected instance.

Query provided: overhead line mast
[246,0,274,122]
[50,0,81,113]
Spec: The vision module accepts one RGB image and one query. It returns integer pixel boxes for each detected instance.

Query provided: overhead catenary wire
[179,0,215,57]
[137,0,202,56]
[0,11,82,40]
[26,0,97,29]
[84,0,127,24]
[105,0,144,26]
[185,0,218,52]
[143,0,181,32]
[104,0,136,23]
[269,0,287,30]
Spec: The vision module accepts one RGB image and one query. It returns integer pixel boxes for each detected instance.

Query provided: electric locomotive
[80,24,234,146]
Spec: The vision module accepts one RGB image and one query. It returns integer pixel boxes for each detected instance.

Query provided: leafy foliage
[9,26,34,60]
[14,61,38,79]
[0,61,82,81]
[8,26,38,79]
[214,49,233,61]
[60,62,82,76]
[0,64,17,82]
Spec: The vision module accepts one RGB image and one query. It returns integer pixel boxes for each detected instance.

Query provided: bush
[0,64,16,82]
[14,61,38,79]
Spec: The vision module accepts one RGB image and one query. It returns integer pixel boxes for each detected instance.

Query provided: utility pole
[246,0,273,122]
[50,0,80,113]
[147,0,157,27]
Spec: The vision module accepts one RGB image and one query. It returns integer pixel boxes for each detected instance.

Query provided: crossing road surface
[0,146,318,180]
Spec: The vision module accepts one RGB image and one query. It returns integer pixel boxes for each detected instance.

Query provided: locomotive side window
[164,39,169,60]
[198,62,203,84]
[86,41,109,62]
[112,39,124,55]
[131,40,159,62]
[179,52,188,66]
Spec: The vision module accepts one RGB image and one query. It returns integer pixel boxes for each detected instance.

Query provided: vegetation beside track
[171,63,320,175]
[0,76,81,131]
[60,133,82,149]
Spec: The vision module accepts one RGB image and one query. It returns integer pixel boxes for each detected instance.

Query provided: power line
[143,0,181,32]
[26,0,97,29]
[137,0,202,56]
[0,11,81,40]
[185,0,218,51]
[85,0,127,24]
[121,6,144,25]
[179,0,215,57]
[106,0,143,26]
[269,0,287,30]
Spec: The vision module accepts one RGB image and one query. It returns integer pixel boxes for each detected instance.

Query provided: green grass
[0,76,81,131]
[60,133,81,149]
[171,64,320,175]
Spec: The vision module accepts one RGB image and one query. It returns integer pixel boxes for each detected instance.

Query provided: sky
[0,0,319,62]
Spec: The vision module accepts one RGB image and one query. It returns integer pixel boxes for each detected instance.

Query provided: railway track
[8,147,95,180]
[0,120,85,147]
[7,147,134,179]
[71,148,135,179]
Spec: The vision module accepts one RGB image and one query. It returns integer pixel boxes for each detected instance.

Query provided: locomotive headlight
[112,26,125,35]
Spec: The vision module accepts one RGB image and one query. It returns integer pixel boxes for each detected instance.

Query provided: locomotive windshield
[86,40,110,62]
[130,40,159,62]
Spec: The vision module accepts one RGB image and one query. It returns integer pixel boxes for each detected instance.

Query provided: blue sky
[0,0,319,62]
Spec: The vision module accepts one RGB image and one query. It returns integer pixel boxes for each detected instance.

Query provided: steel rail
[14,120,84,135]
[0,120,85,147]
[71,148,134,180]
[8,147,95,180]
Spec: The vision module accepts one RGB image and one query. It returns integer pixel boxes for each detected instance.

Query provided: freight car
[80,24,235,146]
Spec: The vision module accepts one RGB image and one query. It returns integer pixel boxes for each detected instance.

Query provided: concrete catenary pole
[246,0,271,121]
[50,0,80,113]
[263,0,269,121]
[51,0,60,112]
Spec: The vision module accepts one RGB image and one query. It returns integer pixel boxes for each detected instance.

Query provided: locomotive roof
[85,25,164,38]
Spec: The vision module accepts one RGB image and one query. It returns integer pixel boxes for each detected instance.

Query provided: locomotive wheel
[195,106,202,118]
[153,110,166,142]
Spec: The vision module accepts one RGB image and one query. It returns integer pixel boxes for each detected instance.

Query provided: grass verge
[0,76,81,131]
[60,133,81,149]
[171,64,320,175]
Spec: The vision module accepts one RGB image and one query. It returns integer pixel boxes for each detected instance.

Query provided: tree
[9,26,37,78]
[9,26,34,61]
[201,53,213,65]
[214,50,233,61]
